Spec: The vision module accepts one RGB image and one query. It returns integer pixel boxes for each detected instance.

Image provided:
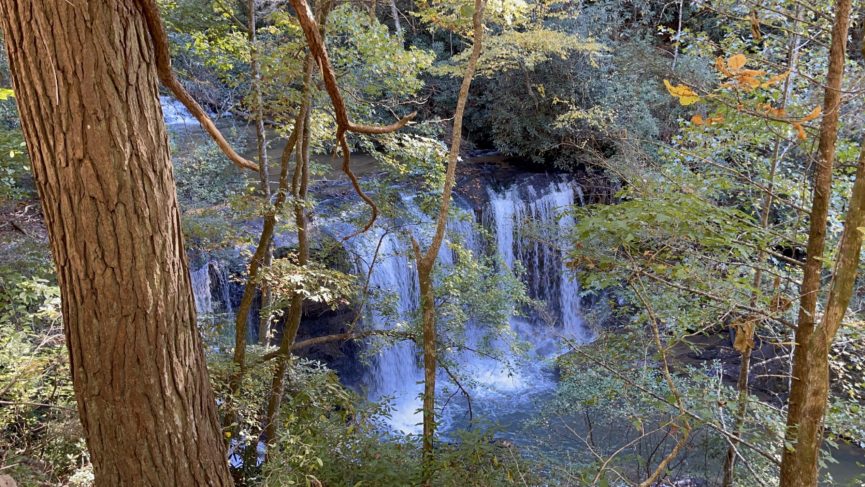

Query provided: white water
[347,177,593,434]
[160,95,200,127]
[347,227,425,433]
[190,261,234,316]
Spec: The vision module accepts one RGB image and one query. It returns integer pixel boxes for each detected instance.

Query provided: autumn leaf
[793,123,807,140]
[691,114,704,125]
[664,79,700,106]
[760,103,786,119]
[800,106,822,122]
[0,88,14,101]
[715,57,731,77]
[727,54,747,71]
[736,75,761,90]
[761,71,790,88]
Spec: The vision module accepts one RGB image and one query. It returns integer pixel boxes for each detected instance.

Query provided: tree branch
[288,0,416,237]
[135,0,259,172]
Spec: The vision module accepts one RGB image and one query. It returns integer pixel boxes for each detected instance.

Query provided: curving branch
[135,0,259,172]
[288,0,416,237]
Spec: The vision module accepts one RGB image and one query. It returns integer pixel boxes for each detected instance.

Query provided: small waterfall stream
[190,260,234,316]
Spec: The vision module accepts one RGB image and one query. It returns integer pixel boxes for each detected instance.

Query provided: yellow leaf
[664,79,700,106]
[727,54,747,71]
[800,106,822,122]
[793,123,807,140]
[0,88,13,101]
[691,114,704,125]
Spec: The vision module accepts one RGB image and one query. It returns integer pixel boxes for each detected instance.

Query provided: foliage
[261,359,532,486]
[0,248,85,484]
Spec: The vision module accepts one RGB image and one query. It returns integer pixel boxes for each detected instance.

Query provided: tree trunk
[781,0,853,483]
[265,64,313,444]
[390,0,402,36]
[779,141,865,485]
[248,0,275,346]
[722,21,801,485]
[414,2,486,482]
[0,2,232,485]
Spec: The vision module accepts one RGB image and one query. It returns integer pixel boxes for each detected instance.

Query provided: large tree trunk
[780,0,853,483]
[0,2,233,485]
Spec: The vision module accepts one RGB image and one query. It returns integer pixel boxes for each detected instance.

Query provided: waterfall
[347,227,425,433]
[347,176,593,433]
[191,264,213,315]
[485,178,591,344]
[190,260,234,316]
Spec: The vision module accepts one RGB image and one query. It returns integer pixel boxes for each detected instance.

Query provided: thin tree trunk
[390,0,402,36]
[264,56,314,445]
[779,141,865,485]
[0,2,232,485]
[722,19,801,485]
[248,0,275,346]
[780,0,853,483]
[412,2,486,482]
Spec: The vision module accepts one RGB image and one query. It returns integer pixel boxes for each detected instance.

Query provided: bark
[135,0,258,172]
[227,109,301,409]
[0,2,232,485]
[390,0,402,36]
[780,0,853,483]
[264,56,314,445]
[411,2,486,481]
[779,141,865,485]
[288,0,416,237]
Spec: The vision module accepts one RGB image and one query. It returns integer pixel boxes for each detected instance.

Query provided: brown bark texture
[780,143,865,485]
[780,0,852,483]
[0,2,233,485]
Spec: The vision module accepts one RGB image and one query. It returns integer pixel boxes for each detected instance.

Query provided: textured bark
[780,0,852,484]
[779,141,865,486]
[0,2,232,485]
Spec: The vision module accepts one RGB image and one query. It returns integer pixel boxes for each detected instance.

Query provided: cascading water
[349,176,593,434]
[347,227,425,433]
[160,95,199,127]
[190,260,234,316]
[485,178,592,346]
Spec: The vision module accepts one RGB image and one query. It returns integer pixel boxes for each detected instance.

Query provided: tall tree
[0,2,233,485]
[781,0,854,483]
